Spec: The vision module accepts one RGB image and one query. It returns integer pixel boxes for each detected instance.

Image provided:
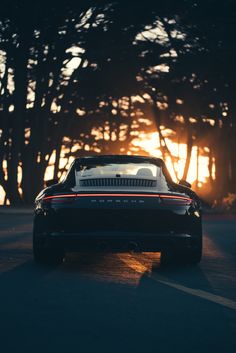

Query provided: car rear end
[34,156,202,263]
[37,191,201,253]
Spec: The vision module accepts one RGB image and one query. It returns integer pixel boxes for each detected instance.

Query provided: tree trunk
[53,135,64,180]
[229,126,236,193]
[196,145,199,190]
[6,43,29,204]
[182,130,193,181]
[149,96,178,180]
[212,127,231,198]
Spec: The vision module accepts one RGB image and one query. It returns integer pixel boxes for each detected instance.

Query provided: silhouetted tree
[0,0,235,204]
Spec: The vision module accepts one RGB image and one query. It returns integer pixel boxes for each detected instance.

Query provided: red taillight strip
[160,195,191,201]
[43,194,77,201]
[43,193,191,202]
[77,193,192,201]
[78,193,159,198]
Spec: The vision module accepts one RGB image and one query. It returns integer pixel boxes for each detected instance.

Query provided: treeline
[0,0,235,204]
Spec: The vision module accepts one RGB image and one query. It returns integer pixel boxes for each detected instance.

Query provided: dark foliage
[0,0,235,203]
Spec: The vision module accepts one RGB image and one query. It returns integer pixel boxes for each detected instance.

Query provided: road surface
[0,213,236,353]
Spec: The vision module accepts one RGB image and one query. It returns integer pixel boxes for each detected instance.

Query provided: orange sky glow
[0,131,212,204]
[131,132,212,185]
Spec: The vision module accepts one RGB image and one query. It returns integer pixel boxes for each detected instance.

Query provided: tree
[1,0,235,204]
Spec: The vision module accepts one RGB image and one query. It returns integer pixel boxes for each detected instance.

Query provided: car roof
[75,155,164,165]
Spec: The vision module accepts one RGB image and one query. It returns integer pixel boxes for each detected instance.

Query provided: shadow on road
[0,252,236,353]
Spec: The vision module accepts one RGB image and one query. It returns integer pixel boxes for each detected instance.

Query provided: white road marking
[118,254,236,311]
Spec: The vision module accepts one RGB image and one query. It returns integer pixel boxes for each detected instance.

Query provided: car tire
[176,239,202,265]
[178,225,203,265]
[160,250,173,266]
[183,245,202,264]
[33,218,64,264]
[33,241,64,264]
[161,241,202,266]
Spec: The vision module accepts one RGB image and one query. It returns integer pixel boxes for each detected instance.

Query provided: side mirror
[179,179,191,188]
[45,178,58,187]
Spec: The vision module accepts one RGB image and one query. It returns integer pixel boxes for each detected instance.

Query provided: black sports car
[33,155,202,264]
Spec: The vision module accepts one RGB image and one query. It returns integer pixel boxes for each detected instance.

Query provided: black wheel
[182,245,202,264]
[160,250,173,266]
[161,246,202,266]
[177,224,203,265]
[161,238,202,266]
[33,239,64,264]
[33,217,64,264]
[175,237,202,265]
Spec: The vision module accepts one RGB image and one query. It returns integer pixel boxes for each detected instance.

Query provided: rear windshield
[71,161,170,190]
[75,163,161,178]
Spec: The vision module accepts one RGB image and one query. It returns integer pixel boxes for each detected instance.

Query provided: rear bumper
[36,231,201,253]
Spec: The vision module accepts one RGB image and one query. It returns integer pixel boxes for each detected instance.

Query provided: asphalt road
[0,213,236,353]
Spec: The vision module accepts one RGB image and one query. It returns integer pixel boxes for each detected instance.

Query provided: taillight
[42,193,192,205]
[160,195,192,205]
[43,194,77,202]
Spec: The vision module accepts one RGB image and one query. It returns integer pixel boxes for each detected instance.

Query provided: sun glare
[0,132,211,205]
[132,132,210,185]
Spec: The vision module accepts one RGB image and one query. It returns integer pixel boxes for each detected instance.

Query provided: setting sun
[132,131,211,186]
